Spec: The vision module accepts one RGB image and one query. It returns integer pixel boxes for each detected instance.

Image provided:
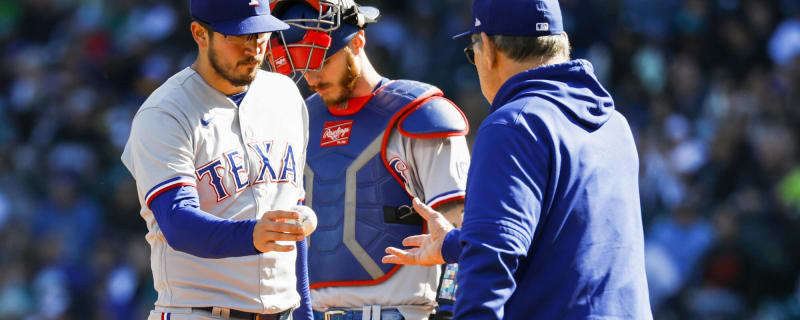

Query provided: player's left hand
[253,210,306,253]
[382,198,454,266]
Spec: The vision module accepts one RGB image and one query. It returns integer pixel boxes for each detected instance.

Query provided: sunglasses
[464,46,475,65]
[464,39,480,65]
[222,32,270,46]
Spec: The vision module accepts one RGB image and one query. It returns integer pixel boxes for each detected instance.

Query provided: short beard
[208,40,261,87]
[318,49,360,107]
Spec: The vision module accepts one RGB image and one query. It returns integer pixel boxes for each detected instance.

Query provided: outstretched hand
[382,198,455,266]
[253,210,306,253]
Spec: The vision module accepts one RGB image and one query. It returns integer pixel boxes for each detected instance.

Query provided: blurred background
[0,0,798,319]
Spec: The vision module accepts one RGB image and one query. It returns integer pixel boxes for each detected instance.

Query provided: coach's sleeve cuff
[442,229,462,264]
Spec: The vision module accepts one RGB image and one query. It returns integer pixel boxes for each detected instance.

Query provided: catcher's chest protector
[304,80,440,288]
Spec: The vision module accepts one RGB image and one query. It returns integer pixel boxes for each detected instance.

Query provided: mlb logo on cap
[453,0,564,39]
[536,23,549,32]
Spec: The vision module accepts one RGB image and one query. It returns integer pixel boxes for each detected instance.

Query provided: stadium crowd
[0,0,797,319]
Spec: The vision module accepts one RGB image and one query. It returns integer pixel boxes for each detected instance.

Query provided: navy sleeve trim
[145,176,196,206]
[427,190,466,208]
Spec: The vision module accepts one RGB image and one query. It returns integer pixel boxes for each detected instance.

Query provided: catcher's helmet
[267,0,379,81]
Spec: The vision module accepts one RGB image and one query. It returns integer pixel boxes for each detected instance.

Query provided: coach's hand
[253,210,306,253]
[382,198,454,266]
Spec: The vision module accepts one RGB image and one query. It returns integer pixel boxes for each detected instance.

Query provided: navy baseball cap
[453,0,564,39]
[326,23,361,56]
[191,0,289,36]
[276,3,362,55]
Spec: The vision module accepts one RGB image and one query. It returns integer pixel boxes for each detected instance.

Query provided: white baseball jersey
[121,67,309,314]
[311,129,470,320]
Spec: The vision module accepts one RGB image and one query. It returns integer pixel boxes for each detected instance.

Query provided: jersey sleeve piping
[146,176,197,207]
[427,190,466,208]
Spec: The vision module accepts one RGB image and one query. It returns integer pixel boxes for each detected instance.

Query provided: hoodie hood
[490,59,614,130]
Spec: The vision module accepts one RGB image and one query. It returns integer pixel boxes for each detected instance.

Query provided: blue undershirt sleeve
[292,238,313,320]
[149,185,260,258]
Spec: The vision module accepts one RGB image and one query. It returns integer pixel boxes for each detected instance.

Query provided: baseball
[290,205,317,237]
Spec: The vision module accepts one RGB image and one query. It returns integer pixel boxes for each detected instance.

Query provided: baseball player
[121,0,314,319]
[383,0,653,319]
[266,1,471,319]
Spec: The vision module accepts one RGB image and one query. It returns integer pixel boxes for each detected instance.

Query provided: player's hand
[253,210,306,253]
[382,198,454,266]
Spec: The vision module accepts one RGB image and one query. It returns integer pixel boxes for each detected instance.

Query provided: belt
[429,310,453,320]
[196,307,291,320]
[314,307,403,320]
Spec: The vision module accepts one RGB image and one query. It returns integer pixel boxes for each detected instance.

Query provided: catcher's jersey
[310,116,471,319]
[121,68,308,314]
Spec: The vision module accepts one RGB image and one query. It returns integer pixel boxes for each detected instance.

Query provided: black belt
[196,307,291,320]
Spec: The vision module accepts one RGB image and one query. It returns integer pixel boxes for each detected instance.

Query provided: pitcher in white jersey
[121,0,315,319]
[267,1,471,319]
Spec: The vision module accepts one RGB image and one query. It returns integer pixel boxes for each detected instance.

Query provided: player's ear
[479,32,497,70]
[349,30,366,55]
[191,21,210,48]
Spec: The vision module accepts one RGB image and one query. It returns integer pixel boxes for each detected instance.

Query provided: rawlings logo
[323,127,350,140]
[275,56,287,67]
[249,0,260,7]
[321,120,354,147]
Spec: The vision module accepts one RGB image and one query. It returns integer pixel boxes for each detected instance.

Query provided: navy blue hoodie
[441,60,651,319]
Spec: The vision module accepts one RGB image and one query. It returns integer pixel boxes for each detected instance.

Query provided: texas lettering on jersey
[195,141,298,202]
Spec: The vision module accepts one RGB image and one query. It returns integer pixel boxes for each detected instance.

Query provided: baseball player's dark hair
[472,33,571,63]
[194,19,216,39]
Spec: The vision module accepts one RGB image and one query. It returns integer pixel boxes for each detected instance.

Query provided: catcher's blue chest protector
[304,80,440,288]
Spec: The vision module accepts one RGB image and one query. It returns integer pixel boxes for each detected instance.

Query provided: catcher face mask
[266,0,378,82]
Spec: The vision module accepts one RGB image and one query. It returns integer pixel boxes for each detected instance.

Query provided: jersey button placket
[237,105,267,308]
[242,110,266,226]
